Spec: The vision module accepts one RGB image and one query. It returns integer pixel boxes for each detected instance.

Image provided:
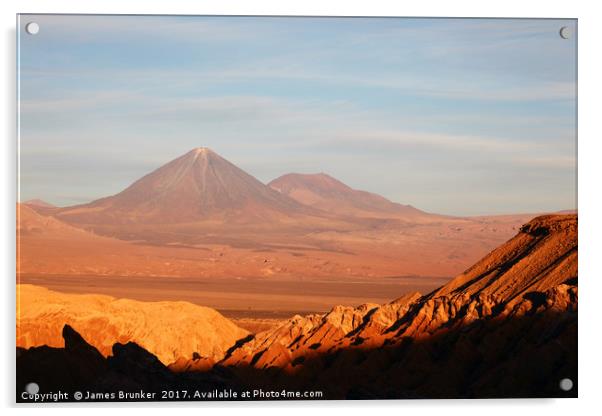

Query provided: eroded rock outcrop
[17,285,249,365]
[216,214,577,398]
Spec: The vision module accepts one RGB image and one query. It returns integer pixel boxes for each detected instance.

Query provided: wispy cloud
[18,15,576,214]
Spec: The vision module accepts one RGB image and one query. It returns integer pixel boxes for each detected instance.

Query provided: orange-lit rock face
[16,284,248,365]
[220,214,577,374]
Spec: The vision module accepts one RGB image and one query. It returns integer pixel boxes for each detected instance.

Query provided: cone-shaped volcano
[55,148,311,224]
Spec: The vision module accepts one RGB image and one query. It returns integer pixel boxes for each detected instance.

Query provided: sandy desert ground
[18,201,536,323]
[17,274,450,320]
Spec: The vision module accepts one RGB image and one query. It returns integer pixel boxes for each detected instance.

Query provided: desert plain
[17,148,539,326]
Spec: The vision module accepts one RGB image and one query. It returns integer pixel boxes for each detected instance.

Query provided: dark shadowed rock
[17,325,108,396]
[110,342,170,376]
[63,324,105,363]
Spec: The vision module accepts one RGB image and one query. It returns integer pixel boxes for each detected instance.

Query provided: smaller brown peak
[276,172,351,189]
[279,172,336,181]
[313,173,350,186]
[308,172,339,182]
[308,172,335,179]
[519,214,577,236]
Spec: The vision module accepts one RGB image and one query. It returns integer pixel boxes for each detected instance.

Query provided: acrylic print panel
[16,14,577,402]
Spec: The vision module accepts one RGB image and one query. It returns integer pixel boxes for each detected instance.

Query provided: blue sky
[18,15,576,215]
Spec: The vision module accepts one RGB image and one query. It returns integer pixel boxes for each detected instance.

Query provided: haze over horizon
[18,15,576,215]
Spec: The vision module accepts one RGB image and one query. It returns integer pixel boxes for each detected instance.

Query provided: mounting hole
[559,378,573,391]
[25,22,39,35]
[559,26,571,40]
[25,382,39,394]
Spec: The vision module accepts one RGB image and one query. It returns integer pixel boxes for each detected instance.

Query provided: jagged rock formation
[17,284,248,364]
[217,214,577,398]
[16,214,577,400]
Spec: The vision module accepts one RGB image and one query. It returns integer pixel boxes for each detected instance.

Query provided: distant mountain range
[18,148,547,278]
[33,147,433,225]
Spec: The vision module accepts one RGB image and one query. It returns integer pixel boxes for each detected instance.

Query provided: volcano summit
[52,148,314,225]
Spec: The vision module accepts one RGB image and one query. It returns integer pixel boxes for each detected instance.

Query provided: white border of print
[1,1,599,416]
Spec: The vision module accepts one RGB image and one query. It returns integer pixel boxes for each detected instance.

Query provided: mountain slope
[431,214,577,301]
[218,214,577,397]
[17,284,249,365]
[18,203,93,238]
[269,172,429,219]
[53,148,315,224]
